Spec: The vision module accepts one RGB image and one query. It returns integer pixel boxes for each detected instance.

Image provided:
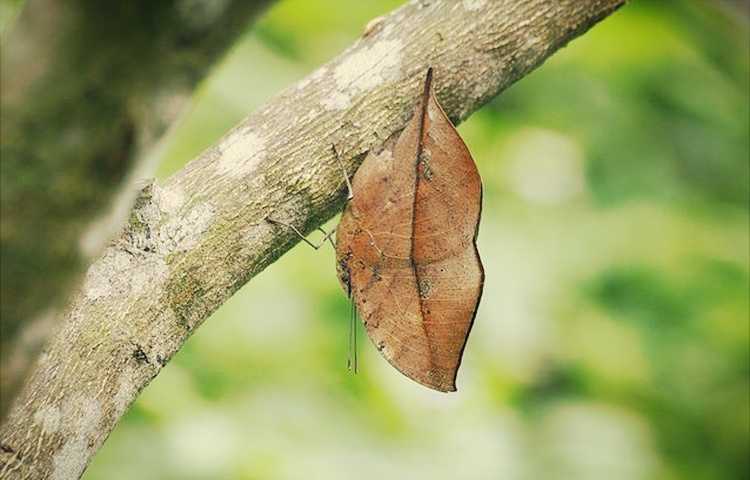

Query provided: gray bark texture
[0,0,274,418]
[0,0,625,478]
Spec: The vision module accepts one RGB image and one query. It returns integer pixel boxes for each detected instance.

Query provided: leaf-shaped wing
[336,69,483,392]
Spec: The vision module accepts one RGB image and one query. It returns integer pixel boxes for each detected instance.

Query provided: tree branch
[0,0,274,416]
[0,0,625,478]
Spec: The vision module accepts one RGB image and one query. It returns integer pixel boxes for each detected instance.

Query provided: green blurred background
[13,0,746,478]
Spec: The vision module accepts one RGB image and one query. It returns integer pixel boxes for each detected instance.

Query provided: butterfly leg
[266,218,335,250]
[332,145,353,200]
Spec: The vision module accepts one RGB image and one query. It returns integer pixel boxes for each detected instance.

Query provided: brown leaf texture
[336,69,484,392]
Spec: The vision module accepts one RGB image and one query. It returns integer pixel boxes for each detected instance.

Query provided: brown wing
[336,69,483,392]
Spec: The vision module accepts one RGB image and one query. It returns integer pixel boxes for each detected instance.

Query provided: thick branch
[0,0,625,478]
[0,0,274,416]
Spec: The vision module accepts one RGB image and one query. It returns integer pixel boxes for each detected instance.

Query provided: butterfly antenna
[347,298,359,374]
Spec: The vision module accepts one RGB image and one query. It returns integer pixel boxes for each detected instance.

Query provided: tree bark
[0,0,274,419]
[0,0,625,478]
